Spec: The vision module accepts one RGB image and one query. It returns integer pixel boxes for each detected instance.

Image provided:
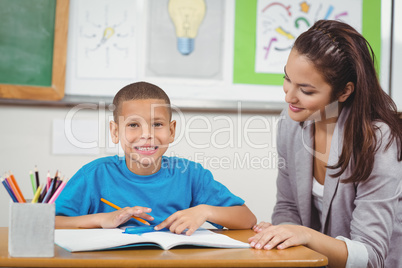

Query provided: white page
[55,228,250,252]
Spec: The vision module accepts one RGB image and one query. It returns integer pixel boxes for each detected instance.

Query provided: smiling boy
[55,82,256,235]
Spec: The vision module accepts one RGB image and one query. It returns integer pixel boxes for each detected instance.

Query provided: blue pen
[123,225,167,235]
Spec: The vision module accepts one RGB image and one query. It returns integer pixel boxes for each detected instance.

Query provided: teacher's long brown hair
[294,20,402,183]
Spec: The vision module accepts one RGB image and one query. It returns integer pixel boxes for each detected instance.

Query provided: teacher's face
[283,49,334,123]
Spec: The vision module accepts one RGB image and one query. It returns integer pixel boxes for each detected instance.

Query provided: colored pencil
[48,179,67,204]
[5,176,24,203]
[8,171,26,202]
[1,177,18,202]
[31,184,43,203]
[46,171,51,191]
[38,183,48,203]
[34,166,40,189]
[42,179,56,203]
[29,170,36,194]
[100,198,150,226]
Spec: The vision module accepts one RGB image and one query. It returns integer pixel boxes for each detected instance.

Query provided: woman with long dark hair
[249,20,402,268]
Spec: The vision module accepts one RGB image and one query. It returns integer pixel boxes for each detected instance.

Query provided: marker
[100,198,150,226]
[123,225,167,235]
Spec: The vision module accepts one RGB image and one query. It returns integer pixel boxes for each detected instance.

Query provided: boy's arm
[55,206,153,229]
[204,204,256,229]
[155,204,256,235]
[56,215,104,229]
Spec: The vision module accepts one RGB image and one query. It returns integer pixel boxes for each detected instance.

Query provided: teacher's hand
[248,224,311,250]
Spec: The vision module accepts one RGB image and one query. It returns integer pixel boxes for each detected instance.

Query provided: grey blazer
[272,107,402,268]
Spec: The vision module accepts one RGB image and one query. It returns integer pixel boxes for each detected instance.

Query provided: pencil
[5,175,24,203]
[29,170,36,194]
[34,166,40,189]
[100,198,150,226]
[46,171,51,191]
[48,178,67,204]
[42,179,56,203]
[9,171,26,202]
[1,177,18,202]
[38,184,48,203]
[31,184,43,203]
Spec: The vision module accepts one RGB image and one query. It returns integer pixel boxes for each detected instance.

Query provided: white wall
[392,0,402,110]
[0,105,280,227]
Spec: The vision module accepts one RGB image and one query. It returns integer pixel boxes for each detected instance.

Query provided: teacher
[249,20,402,268]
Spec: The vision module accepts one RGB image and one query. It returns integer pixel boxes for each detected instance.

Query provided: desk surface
[0,227,327,267]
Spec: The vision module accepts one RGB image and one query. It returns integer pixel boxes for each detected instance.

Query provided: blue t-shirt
[55,156,244,228]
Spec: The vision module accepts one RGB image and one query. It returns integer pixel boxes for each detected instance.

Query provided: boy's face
[110,99,176,175]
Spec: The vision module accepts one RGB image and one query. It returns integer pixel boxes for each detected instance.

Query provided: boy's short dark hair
[113,81,171,122]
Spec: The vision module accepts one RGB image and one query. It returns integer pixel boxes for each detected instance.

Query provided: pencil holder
[8,201,55,257]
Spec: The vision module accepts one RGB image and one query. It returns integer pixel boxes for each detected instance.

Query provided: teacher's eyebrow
[283,66,316,89]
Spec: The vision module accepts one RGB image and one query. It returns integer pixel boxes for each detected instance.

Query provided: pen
[100,198,150,226]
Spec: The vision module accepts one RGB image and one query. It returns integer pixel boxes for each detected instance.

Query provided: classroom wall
[0,105,279,227]
[1,0,400,228]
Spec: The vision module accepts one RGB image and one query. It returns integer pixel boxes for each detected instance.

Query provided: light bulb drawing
[100,27,115,45]
[168,0,206,55]
[76,0,136,79]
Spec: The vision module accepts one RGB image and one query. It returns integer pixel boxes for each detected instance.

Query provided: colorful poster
[255,0,362,74]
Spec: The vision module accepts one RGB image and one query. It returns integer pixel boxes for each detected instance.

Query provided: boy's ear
[110,121,120,144]
[169,120,176,143]
[337,82,355,103]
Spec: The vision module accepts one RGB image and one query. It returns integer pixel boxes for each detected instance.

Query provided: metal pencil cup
[8,201,55,257]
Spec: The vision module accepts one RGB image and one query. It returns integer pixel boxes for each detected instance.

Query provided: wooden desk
[0,227,327,267]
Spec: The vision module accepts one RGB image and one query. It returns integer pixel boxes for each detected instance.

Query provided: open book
[55,228,250,252]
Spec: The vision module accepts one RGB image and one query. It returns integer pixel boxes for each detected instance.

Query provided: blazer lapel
[321,106,350,230]
[295,120,315,227]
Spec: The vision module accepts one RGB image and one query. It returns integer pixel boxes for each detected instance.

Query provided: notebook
[55,228,250,252]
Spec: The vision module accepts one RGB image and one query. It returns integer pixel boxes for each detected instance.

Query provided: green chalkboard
[0,0,56,86]
[0,0,69,101]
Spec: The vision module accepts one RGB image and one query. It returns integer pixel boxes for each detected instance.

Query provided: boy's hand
[154,205,209,236]
[100,206,153,229]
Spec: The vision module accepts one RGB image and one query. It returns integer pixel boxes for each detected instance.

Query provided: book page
[142,229,250,250]
[55,228,250,252]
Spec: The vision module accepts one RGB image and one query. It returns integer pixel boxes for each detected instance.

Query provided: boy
[55,82,256,235]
